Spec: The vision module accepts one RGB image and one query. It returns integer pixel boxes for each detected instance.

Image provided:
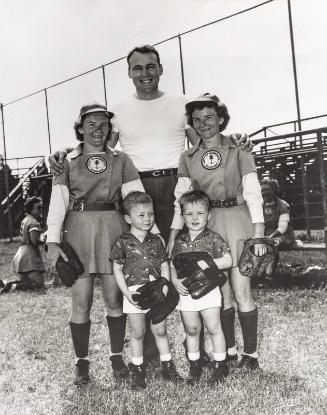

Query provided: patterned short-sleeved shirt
[110,232,167,287]
[171,228,230,260]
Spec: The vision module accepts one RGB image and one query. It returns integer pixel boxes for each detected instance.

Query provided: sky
[0,0,326,171]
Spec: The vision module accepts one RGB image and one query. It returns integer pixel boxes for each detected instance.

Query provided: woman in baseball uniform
[46,103,149,385]
[168,93,266,370]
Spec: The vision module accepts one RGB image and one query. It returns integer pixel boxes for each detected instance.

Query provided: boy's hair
[24,196,42,214]
[127,44,161,67]
[123,191,153,215]
[179,189,210,213]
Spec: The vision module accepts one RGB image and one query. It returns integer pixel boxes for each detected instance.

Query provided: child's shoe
[161,360,183,382]
[238,355,259,371]
[186,359,202,384]
[0,280,5,288]
[129,363,146,389]
[210,360,229,383]
[110,355,129,380]
[73,359,90,385]
[226,352,238,363]
[183,339,211,368]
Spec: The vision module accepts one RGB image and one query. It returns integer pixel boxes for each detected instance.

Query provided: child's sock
[132,356,143,366]
[188,351,200,361]
[213,352,226,362]
[160,353,172,362]
[221,307,236,350]
[106,315,126,354]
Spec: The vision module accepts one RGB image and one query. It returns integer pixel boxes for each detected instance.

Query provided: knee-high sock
[238,308,258,354]
[221,307,236,349]
[199,315,206,350]
[69,321,91,359]
[106,315,126,354]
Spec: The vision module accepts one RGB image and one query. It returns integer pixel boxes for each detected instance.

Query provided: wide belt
[138,168,178,179]
[69,201,117,212]
[210,197,239,208]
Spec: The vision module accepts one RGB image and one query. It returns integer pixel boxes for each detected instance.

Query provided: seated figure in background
[260,178,295,248]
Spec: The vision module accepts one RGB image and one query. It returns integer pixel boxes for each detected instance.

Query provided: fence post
[178,35,186,95]
[0,103,13,240]
[102,66,108,107]
[317,131,327,248]
[44,89,52,154]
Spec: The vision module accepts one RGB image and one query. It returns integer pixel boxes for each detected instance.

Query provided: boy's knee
[152,325,167,337]
[131,327,146,341]
[185,325,201,337]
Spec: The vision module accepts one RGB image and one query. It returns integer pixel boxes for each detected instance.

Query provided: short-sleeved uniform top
[110,232,167,287]
[12,214,45,273]
[177,136,257,266]
[52,144,140,276]
[263,197,295,245]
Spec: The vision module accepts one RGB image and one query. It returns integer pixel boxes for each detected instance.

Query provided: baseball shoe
[73,359,90,385]
[186,359,202,385]
[110,355,129,380]
[182,340,211,368]
[0,280,5,288]
[209,360,229,383]
[226,353,238,363]
[238,355,260,371]
[161,360,183,382]
[129,363,146,390]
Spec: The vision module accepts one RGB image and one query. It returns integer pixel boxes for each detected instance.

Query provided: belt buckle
[152,170,161,177]
[75,202,84,211]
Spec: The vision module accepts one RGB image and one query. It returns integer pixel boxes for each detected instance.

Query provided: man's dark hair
[127,45,161,67]
[179,189,210,213]
[24,196,43,214]
[123,191,153,215]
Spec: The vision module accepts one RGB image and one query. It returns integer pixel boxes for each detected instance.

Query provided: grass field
[0,241,326,415]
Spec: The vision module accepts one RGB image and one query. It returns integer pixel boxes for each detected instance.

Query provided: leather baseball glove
[132,277,179,324]
[238,237,278,278]
[172,251,227,299]
[55,241,84,287]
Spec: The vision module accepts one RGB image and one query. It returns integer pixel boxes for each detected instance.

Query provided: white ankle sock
[213,352,226,362]
[188,351,200,361]
[160,353,171,362]
[75,356,89,364]
[243,351,258,358]
[227,346,237,356]
[132,356,143,365]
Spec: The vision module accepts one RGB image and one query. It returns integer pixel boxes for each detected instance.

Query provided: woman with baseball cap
[168,93,266,371]
[46,103,149,385]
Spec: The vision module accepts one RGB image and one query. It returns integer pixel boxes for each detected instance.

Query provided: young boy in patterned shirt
[110,191,182,389]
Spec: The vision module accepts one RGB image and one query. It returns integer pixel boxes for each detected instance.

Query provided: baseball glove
[238,237,278,278]
[132,278,179,324]
[55,241,84,287]
[132,277,167,310]
[172,251,227,299]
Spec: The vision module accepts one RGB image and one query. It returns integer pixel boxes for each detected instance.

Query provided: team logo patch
[86,156,107,174]
[201,150,222,170]
[264,207,273,216]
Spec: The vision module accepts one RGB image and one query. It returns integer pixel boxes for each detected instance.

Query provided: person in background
[168,93,266,371]
[46,103,150,385]
[1,196,46,294]
[260,178,295,247]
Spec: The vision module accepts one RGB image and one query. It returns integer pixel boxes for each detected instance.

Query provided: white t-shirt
[111,93,189,171]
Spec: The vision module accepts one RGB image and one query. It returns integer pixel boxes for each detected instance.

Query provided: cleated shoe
[110,355,129,380]
[238,355,260,371]
[210,360,229,383]
[73,359,90,385]
[226,353,238,363]
[129,363,146,390]
[186,359,202,385]
[161,360,183,382]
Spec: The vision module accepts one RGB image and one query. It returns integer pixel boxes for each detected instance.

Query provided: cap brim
[185,97,219,113]
[80,107,114,120]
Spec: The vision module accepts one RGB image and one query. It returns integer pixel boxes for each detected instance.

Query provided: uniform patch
[201,150,222,170]
[264,207,273,216]
[86,156,107,174]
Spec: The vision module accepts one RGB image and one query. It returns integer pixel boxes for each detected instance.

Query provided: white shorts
[123,284,150,314]
[177,286,222,312]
